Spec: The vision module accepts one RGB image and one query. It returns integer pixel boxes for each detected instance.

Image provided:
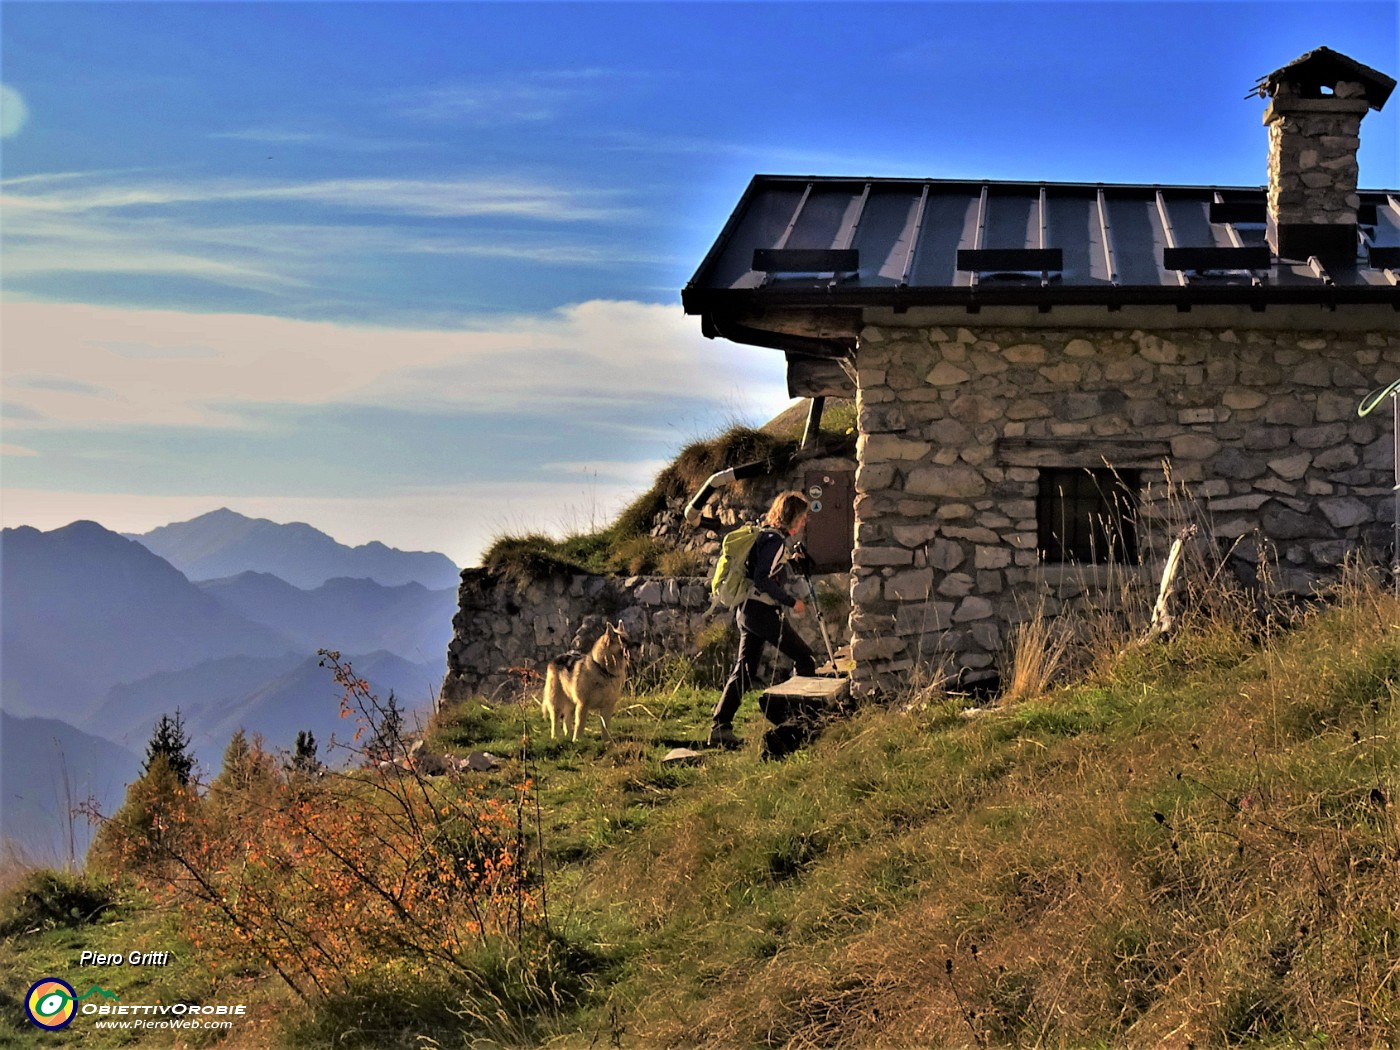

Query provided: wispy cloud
[1,207,668,297]
[1,173,629,221]
[400,68,645,127]
[0,170,657,304]
[10,376,109,396]
[540,458,672,484]
[207,126,425,153]
[1,299,791,431]
[601,129,959,180]
[1,444,39,458]
[0,298,793,570]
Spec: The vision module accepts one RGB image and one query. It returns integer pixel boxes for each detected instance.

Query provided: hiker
[709,490,817,749]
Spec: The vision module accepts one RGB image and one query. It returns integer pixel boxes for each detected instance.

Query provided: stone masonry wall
[440,567,852,705]
[440,440,857,706]
[441,570,714,703]
[850,323,1398,695]
[646,453,856,565]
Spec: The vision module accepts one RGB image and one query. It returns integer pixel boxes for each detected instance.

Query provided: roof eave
[688,284,1400,315]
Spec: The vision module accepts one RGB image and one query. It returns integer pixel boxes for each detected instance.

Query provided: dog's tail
[538,662,553,713]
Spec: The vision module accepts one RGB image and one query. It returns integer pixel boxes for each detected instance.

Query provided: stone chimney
[1256,47,1395,262]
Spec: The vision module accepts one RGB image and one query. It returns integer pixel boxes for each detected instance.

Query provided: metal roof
[682,176,1400,315]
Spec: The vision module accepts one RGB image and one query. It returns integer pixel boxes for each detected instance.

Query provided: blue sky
[2,1,1397,567]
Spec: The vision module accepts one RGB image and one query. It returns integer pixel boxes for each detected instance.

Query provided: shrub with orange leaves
[95,654,545,1004]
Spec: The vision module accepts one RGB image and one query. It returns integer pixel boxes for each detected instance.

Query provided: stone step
[759,674,850,727]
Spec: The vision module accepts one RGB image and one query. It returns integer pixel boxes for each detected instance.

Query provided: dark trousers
[712,600,816,729]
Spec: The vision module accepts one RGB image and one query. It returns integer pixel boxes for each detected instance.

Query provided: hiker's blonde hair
[764,490,809,532]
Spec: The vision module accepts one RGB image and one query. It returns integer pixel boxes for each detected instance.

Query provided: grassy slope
[3,585,1395,1049]
[533,587,1398,1049]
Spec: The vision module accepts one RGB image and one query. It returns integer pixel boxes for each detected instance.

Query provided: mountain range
[129,508,461,589]
[1,511,460,864]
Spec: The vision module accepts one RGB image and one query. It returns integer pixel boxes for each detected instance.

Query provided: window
[1036,468,1141,565]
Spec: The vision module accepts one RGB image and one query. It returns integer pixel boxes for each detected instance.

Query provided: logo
[24,979,120,1030]
[25,978,77,1030]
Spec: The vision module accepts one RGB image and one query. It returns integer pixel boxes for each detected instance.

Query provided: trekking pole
[796,554,838,673]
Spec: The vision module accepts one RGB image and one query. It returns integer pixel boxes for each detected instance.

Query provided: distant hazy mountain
[128,508,460,589]
[2,516,456,863]
[193,650,442,761]
[1,522,298,724]
[83,650,441,762]
[84,653,308,747]
[1,711,141,868]
[196,572,457,664]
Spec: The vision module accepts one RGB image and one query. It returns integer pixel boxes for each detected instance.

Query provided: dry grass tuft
[1002,604,1074,703]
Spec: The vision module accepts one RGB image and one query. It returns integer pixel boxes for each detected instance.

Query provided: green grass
[0,882,227,1049]
[4,583,1396,1048]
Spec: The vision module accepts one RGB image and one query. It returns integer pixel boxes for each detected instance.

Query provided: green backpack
[710,524,771,609]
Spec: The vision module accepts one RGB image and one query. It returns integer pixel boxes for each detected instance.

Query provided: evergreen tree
[209,728,280,825]
[89,709,202,875]
[87,754,199,877]
[212,729,279,795]
[288,730,321,776]
[143,709,194,786]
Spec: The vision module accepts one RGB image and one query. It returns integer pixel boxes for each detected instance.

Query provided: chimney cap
[1252,47,1395,111]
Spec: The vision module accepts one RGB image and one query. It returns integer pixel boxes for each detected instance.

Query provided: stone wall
[440,438,858,706]
[440,570,714,703]
[850,323,1398,695]
[646,452,856,566]
[440,567,852,704]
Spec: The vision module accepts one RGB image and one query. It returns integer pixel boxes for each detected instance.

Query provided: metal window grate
[1037,468,1141,565]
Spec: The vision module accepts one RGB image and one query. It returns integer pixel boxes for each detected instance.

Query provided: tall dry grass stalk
[1001,604,1073,703]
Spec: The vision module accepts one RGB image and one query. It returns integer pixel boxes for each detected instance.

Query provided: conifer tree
[288,730,321,776]
[144,709,194,786]
[209,728,280,825]
[212,728,278,793]
[88,710,200,876]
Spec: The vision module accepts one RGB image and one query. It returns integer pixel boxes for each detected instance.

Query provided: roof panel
[786,185,859,250]
[1162,194,1221,251]
[984,188,1039,253]
[1045,192,1105,284]
[681,176,1400,311]
[853,186,923,285]
[1103,192,1170,287]
[906,189,978,288]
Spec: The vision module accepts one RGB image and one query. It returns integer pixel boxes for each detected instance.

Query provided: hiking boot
[708,724,743,750]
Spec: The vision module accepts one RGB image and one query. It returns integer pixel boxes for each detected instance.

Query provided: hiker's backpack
[710,524,772,609]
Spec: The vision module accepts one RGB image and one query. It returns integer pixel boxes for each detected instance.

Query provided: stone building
[683,47,1399,694]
